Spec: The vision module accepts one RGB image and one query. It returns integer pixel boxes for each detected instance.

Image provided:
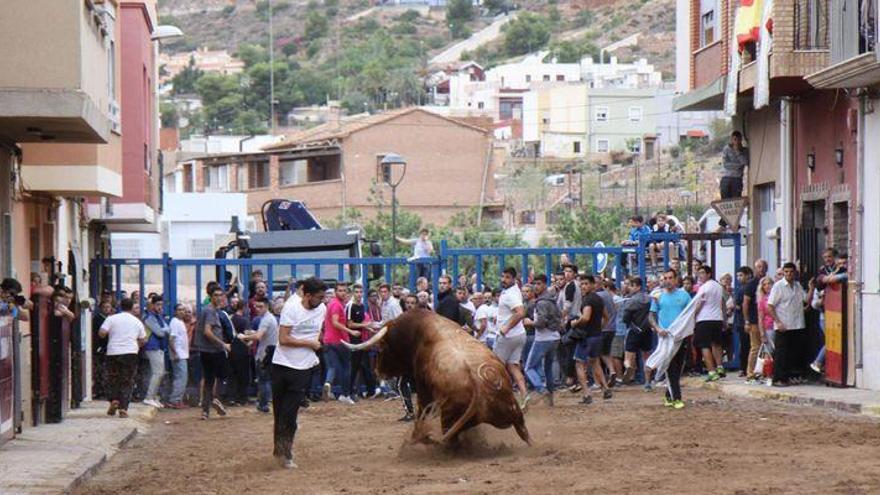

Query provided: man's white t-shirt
[497,285,526,338]
[474,304,495,342]
[273,297,325,370]
[101,312,146,356]
[169,317,189,360]
[696,279,724,322]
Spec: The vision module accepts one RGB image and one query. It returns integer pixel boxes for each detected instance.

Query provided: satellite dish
[593,241,608,273]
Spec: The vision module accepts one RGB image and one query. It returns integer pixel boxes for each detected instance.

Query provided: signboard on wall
[711,197,748,231]
[824,283,847,387]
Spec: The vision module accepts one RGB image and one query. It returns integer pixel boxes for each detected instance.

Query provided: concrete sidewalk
[686,376,880,418]
[0,402,157,494]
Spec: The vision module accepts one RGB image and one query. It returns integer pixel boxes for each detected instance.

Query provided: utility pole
[633,155,640,216]
[269,0,275,135]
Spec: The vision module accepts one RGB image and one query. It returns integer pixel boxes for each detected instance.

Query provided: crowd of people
[91,234,845,468]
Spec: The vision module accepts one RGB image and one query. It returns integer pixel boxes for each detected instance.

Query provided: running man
[572,275,611,404]
[494,267,530,407]
[649,269,692,408]
[271,277,327,469]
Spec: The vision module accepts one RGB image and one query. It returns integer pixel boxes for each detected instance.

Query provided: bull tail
[439,373,480,444]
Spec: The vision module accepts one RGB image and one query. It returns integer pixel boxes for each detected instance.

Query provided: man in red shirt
[322,282,359,404]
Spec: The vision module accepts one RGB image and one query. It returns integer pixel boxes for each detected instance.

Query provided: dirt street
[77,386,880,495]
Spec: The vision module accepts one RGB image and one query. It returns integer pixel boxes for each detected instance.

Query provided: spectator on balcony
[720,131,749,199]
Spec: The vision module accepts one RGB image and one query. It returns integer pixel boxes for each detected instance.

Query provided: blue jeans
[525,340,559,393]
[258,361,273,409]
[324,343,352,398]
[521,334,535,369]
[170,359,188,403]
[145,350,166,401]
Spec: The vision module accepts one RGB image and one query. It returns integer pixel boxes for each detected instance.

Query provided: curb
[63,427,140,495]
[688,378,880,418]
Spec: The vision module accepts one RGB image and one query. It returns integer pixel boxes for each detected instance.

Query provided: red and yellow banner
[824,283,846,386]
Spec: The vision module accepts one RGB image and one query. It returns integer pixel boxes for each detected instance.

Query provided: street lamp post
[381,153,408,256]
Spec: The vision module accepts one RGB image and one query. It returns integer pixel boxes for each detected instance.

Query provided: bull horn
[343,325,388,351]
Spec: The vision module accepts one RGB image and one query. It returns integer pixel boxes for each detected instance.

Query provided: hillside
[158,0,676,74]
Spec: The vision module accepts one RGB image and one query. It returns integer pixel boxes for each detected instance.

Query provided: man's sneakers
[810,362,822,374]
[663,397,674,407]
[143,399,163,409]
[398,412,415,422]
[568,383,583,394]
[602,389,613,400]
[322,383,333,402]
[212,398,228,416]
[705,370,721,382]
[107,400,119,416]
[663,397,685,409]
[622,367,636,384]
[643,382,653,392]
[257,404,271,413]
[716,366,727,378]
[607,373,618,388]
[518,393,531,411]
[276,454,298,470]
[337,395,356,405]
[580,395,593,405]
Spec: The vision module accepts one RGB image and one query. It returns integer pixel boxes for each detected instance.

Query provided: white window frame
[594,106,609,123]
[628,106,643,122]
[205,164,230,192]
[189,239,215,258]
[596,138,610,153]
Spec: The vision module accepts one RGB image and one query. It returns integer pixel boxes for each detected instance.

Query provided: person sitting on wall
[0,277,32,322]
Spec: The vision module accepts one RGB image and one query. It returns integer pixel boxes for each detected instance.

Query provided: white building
[447,53,664,121]
[179,134,284,154]
[111,193,252,260]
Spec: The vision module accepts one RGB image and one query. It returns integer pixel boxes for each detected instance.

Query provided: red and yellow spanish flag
[735,0,764,51]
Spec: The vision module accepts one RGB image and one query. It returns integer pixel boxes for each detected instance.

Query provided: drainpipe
[476,137,493,226]
[239,134,255,152]
[855,92,866,374]
[779,98,794,262]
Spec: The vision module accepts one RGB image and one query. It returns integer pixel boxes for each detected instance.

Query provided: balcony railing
[794,0,830,50]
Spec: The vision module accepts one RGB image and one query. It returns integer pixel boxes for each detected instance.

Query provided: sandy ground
[77,385,880,495]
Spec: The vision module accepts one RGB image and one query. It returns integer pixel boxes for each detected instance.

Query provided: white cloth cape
[645,296,699,377]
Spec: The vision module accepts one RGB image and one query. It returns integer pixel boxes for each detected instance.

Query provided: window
[545,209,562,225]
[701,11,716,46]
[594,106,609,122]
[376,154,391,184]
[542,117,550,124]
[573,141,582,153]
[477,101,485,109]
[237,164,247,191]
[628,106,643,122]
[280,159,308,186]
[542,75,551,82]
[556,75,565,81]
[628,139,642,154]
[247,161,270,189]
[519,210,536,225]
[525,75,532,82]
[204,164,229,192]
[596,138,610,153]
[189,239,215,258]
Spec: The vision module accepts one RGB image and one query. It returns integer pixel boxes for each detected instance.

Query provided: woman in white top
[271,277,327,469]
[98,298,146,418]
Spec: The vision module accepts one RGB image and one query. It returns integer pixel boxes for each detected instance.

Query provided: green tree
[482,0,506,13]
[305,10,329,40]
[502,13,551,56]
[236,43,269,67]
[446,0,474,38]
[160,101,179,128]
[548,205,629,248]
[170,56,202,95]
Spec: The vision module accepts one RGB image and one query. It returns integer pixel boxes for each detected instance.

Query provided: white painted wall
[675,0,691,94]
[859,101,880,390]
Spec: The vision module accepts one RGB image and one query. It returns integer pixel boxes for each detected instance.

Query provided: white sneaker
[144,399,162,408]
[337,395,355,405]
[322,383,333,401]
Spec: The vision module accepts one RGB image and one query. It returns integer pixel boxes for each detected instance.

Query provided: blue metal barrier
[441,241,626,290]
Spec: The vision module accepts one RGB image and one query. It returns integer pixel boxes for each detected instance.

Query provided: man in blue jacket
[142,295,170,408]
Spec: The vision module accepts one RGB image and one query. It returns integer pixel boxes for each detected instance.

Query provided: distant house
[175,107,501,227]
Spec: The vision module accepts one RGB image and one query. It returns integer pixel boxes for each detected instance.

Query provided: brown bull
[346,308,531,445]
